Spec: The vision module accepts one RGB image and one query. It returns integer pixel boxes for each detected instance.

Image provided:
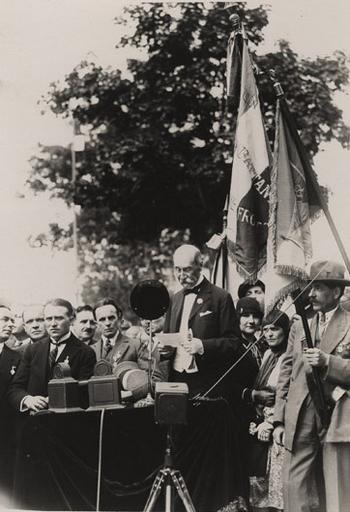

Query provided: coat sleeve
[273,320,297,425]
[324,355,350,387]
[200,292,239,359]
[77,346,96,380]
[7,345,33,411]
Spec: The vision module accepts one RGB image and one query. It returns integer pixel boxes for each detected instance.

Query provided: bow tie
[183,284,202,295]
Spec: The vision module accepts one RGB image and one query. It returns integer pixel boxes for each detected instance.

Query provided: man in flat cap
[273,260,350,512]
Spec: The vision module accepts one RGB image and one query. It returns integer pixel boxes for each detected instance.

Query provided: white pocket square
[199,310,212,317]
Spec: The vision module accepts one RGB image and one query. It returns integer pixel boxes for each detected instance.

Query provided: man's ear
[334,286,342,300]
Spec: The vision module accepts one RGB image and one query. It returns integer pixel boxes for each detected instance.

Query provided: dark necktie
[103,339,113,359]
[48,345,59,378]
[183,284,201,295]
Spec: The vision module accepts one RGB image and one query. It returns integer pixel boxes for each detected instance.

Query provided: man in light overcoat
[273,260,350,512]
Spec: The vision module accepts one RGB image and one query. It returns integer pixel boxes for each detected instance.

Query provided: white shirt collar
[0,343,4,355]
[196,275,204,287]
[319,305,338,325]
[102,331,120,346]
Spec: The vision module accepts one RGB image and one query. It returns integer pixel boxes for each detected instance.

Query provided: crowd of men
[0,244,350,512]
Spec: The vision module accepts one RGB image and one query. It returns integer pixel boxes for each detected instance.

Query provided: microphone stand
[146,320,154,403]
[136,320,154,406]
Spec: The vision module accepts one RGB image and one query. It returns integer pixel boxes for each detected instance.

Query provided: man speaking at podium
[8,298,96,413]
[163,244,239,398]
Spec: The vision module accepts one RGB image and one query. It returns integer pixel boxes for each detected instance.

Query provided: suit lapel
[188,279,211,325]
[172,292,185,332]
[35,339,51,389]
[57,334,80,363]
[93,339,103,360]
[320,308,349,354]
[110,342,129,364]
[0,346,18,400]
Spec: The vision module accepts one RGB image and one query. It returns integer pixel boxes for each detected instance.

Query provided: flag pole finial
[229,13,241,33]
[269,70,284,98]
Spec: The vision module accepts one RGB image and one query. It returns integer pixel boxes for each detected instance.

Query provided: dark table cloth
[12,399,247,511]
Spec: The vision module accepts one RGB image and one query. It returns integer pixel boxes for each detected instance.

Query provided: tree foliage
[28,2,350,306]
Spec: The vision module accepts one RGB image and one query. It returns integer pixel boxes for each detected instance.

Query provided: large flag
[226,25,271,282]
[265,97,322,311]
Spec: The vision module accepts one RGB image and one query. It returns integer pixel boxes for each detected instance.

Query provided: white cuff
[20,395,30,412]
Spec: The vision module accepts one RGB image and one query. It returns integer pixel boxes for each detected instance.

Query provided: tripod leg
[144,471,166,512]
[170,470,196,512]
[165,481,172,512]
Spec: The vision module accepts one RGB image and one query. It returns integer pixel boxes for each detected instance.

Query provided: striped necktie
[103,339,113,359]
[49,345,58,378]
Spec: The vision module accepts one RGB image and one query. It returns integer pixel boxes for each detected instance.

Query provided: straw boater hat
[309,260,350,286]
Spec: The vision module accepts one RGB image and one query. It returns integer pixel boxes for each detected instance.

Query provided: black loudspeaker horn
[130,279,170,320]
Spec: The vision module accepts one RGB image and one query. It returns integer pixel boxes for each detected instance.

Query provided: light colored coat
[91,333,165,382]
[274,306,350,450]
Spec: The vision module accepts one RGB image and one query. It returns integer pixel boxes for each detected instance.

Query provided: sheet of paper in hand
[156,333,184,347]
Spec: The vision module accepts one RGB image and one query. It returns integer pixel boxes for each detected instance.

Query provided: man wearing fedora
[273,260,350,512]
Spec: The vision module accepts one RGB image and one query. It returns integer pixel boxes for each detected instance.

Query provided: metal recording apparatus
[48,363,83,412]
[87,360,122,410]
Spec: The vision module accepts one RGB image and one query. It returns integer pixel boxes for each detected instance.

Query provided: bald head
[23,304,46,342]
[173,244,203,290]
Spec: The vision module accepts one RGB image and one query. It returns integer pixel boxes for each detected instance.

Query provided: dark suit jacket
[0,344,21,426]
[163,277,239,395]
[0,344,21,498]
[7,334,96,411]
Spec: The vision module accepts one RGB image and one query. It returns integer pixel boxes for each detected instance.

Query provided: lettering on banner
[237,207,267,227]
[252,175,270,200]
[237,147,257,178]
[236,149,270,200]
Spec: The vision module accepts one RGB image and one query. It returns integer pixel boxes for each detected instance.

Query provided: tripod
[144,427,196,512]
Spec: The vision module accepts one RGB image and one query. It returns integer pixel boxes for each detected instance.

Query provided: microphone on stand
[130,280,170,405]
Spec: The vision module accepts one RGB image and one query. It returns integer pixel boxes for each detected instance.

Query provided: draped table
[12,398,248,511]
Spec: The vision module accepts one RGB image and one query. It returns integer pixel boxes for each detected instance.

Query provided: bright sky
[0,0,349,307]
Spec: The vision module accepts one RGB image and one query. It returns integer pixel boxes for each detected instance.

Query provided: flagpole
[271,74,350,276]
